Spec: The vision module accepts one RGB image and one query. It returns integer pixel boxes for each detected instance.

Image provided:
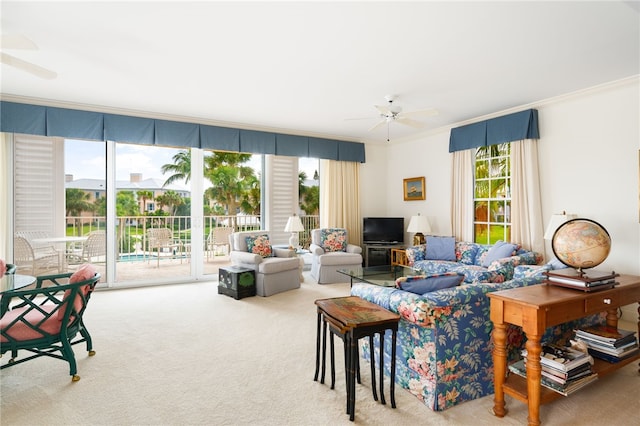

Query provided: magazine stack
[574,325,639,363]
[511,343,597,396]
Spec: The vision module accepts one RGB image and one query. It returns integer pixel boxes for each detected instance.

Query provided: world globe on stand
[551,218,611,271]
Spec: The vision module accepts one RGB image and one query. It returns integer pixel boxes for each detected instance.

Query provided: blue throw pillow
[481,240,517,267]
[395,272,464,295]
[425,236,456,261]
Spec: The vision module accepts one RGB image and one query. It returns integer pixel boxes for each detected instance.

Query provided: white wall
[360,77,640,322]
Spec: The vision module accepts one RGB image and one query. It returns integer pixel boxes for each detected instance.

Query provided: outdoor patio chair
[206,226,233,260]
[67,231,106,265]
[13,236,62,276]
[146,228,182,267]
[0,264,101,381]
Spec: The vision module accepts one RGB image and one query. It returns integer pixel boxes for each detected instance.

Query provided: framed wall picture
[403,177,425,201]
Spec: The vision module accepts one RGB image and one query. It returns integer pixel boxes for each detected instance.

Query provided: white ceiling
[1,1,639,144]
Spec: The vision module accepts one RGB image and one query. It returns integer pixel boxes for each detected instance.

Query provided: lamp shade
[543,212,576,240]
[407,214,432,234]
[284,215,304,232]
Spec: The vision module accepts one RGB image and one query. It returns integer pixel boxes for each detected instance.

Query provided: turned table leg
[524,334,543,426]
[492,322,508,418]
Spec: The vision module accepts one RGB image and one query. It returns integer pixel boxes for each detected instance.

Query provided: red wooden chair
[0,264,100,381]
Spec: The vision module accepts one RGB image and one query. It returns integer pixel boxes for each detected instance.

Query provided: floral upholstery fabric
[351,268,605,411]
[320,228,347,252]
[406,241,542,284]
[245,234,272,258]
[406,244,426,265]
[455,242,478,265]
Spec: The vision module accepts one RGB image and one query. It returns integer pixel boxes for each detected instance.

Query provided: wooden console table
[390,248,408,267]
[488,274,640,426]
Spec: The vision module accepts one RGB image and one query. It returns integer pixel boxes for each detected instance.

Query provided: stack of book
[511,343,597,396]
[545,268,619,292]
[574,325,640,363]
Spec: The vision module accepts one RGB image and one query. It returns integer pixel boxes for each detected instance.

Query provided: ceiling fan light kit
[367,95,438,141]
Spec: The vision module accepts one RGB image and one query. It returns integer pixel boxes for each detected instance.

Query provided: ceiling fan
[0,35,57,80]
[348,95,438,141]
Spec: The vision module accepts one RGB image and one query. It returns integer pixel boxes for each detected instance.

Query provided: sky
[64,140,320,188]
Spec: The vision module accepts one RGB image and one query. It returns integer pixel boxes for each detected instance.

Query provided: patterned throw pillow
[456,242,478,265]
[246,234,272,258]
[320,228,347,252]
[406,245,426,266]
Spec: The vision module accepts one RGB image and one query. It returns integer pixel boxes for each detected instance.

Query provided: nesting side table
[314,296,400,421]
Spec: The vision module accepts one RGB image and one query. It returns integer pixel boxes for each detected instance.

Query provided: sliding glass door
[6,134,317,288]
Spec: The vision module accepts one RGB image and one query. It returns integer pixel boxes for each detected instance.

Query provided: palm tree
[162,150,258,217]
[66,188,95,236]
[155,190,184,216]
[298,170,319,215]
[161,150,192,186]
[203,152,256,216]
[298,171,308,200]
[301,185,319,215]
[136,190,154,214]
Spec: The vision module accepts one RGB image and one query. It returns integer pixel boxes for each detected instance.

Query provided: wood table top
[315,296,399,328]
[488,274,640,308]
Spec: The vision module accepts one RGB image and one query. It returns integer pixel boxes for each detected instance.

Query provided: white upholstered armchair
[229,230,300,296]
[309,228,363,284]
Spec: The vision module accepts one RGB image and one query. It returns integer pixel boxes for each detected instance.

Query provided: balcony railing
[65,214,320,257]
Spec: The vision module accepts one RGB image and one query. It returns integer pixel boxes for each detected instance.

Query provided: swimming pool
[118,254,151,262]
[118,253,188,262]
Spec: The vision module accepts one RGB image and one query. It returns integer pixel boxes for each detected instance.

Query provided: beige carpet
[1,273,638,426]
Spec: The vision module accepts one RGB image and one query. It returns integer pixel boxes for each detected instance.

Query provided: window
[474,144,510,244]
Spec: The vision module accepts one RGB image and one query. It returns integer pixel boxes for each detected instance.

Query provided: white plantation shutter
[265,155,298,246]
[14,135,65,237]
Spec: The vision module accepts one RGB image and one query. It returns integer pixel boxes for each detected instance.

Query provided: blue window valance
[449,109,539,153]
[0,101,366,163]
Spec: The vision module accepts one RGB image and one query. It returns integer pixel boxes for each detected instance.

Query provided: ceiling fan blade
[344,116,377,121]
[395,117,425,129]
[0,52,57,79]
[368,119,388,132]
[401,107,439,118]
[374,104,391,115]
[1,34,38,50]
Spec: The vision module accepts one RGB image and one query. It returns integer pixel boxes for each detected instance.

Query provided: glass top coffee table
[337,265,421,287]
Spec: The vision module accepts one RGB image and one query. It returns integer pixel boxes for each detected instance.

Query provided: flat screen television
[362,217,404,244]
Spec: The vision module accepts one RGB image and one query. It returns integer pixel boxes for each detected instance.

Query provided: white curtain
[450,149,474,242]
[510,139,545,254]
[319,159,362,246]
[0,133,12,261]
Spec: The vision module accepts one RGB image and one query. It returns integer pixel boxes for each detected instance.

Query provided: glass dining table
[1,274,36,293]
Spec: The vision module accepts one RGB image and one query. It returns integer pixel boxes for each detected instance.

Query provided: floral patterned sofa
[350,265,605,411]
[406,239,543,284]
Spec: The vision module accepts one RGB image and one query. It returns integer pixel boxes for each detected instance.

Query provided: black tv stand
[363,243,404,267]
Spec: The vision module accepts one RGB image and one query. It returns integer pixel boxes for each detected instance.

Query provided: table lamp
[543,211,576,240]
[284,214,304,249]
[407,214,431,246]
